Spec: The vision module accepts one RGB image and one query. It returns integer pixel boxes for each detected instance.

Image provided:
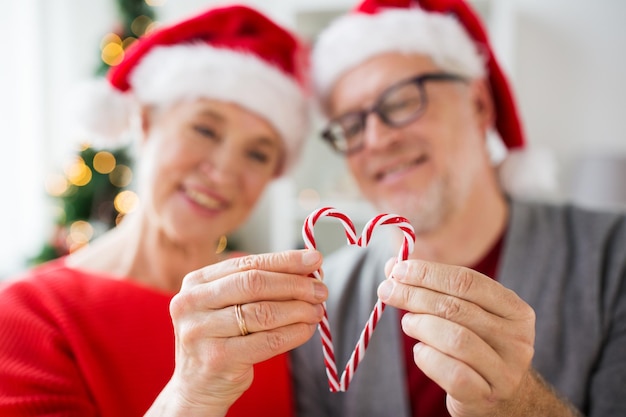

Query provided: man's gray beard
[375,176,455,235]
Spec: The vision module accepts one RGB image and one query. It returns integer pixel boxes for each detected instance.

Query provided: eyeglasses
[321,72,468,155]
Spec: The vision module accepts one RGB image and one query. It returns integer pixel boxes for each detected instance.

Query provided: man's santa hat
[312,0,556,197]
[74,5,309,174]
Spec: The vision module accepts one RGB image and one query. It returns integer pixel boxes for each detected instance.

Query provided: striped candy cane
[302,207,357,392]
[302,208,415,392]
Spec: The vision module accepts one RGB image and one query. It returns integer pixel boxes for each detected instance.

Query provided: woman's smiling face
[138,98,284,245]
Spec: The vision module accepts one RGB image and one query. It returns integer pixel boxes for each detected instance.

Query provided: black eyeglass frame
[321,72,468,155]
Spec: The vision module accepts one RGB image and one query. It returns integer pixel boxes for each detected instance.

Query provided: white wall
[0,2,46,278]
[510,0,626,204]
[1,0,625,275]
[0,0,116,277]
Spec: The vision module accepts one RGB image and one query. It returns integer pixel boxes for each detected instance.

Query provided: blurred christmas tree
[30,0,161,264]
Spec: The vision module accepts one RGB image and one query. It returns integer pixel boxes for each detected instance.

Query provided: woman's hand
[146,250,327,417]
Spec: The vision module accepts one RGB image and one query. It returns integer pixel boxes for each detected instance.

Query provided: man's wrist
[507,368,583,417]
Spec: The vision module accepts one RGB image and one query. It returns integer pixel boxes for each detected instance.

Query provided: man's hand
[378,259,581,417]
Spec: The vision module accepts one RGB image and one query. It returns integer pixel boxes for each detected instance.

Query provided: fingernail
[314,303,324,318]
[313,282,327,301]
[391,261,408,279]
[378,279,394,301]
[302,250,321,266]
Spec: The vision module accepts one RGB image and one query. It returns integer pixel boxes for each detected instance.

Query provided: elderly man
[291,1,626,416]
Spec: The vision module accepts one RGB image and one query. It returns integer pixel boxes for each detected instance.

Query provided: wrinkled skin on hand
[147,250,327,417]
[378,259,577,417]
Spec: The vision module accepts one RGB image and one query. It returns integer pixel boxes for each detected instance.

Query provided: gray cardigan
[291,199,626,417]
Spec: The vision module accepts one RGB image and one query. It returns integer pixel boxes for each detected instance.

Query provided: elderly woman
[0,5,325,417]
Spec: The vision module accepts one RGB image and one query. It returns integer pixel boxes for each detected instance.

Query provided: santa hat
[75,5,310,174]
[312,0,556,197]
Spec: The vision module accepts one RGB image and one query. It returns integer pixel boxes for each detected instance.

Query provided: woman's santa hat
[75,5,309,173]
[312,0,556,197]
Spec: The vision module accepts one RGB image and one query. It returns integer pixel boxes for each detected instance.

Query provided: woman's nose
[200,146,238,183]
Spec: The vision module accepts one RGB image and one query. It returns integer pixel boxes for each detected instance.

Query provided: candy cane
[302,208,415,392]
[302,207,357,392]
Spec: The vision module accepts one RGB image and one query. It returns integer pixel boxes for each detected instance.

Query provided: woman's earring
[216,235,228,254]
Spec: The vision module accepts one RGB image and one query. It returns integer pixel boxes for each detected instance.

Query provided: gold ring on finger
[235,304,250,336]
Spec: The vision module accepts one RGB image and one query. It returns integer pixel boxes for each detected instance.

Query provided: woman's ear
[137,106,152,144]
[272,151,286,178]
[471,78,496,132]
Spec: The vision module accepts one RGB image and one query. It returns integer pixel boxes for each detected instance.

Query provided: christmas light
[100,33,122,50]
[122,37,137,50]
[102,42,125,66]
[109,164,133,187]
[114,190,139,214]
[93,151,116,174]
[65,157,92,187]
[69,220,94,244]
[131,15,153,37]
[145,0,167,6]
[145,21,160,34]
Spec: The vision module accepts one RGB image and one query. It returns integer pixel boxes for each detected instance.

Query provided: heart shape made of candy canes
[302,207,415,392]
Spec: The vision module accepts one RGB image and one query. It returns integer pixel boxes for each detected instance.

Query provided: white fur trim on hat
[499,147,559,200]
[66,79,136,147]
[486,131,558,199]
[129,44,309,172]
[312,8,486,103]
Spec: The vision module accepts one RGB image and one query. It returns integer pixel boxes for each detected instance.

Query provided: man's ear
[471,78,496,132]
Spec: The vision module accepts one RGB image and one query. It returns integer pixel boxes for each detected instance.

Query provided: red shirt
[402,236,504,416]
[0,258,294,417]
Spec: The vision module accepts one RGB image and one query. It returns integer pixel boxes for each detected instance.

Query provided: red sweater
[0,258,294,417]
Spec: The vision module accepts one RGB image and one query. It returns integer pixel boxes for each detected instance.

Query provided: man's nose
[362,112,400,150]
